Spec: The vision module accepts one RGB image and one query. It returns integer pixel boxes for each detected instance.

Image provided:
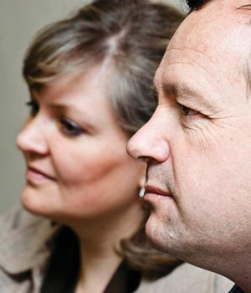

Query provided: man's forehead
[171,0,251,46]
[163,0,251,74]
[153,0,251,98]
[187,0,251,12]
[186,0,251,16]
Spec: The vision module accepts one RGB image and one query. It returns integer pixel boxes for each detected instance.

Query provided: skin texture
[17,64,146,293]
[17,64,145,229]
[128,0,251,291]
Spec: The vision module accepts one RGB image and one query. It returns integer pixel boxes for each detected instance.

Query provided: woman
[0,0,233,292]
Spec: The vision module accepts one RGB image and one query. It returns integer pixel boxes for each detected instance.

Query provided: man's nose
[127,114,170,164]
[16,116,49,157]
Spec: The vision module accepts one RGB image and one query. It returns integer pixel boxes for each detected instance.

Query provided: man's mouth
[144,185,171,197]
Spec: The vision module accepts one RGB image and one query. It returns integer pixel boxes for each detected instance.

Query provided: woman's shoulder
[0,205,48,232]
[135,262,234,293]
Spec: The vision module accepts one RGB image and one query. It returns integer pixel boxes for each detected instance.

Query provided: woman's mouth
[26,166,55,182]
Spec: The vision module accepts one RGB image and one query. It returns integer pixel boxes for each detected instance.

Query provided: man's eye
[179,104,198,116]
[26,100,39,116]
[60,118,84,137]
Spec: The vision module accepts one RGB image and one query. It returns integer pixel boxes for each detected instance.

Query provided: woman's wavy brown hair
[23,0,184,278]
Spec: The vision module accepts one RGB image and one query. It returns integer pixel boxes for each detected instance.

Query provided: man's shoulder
[160,263,233,292]
[136,263,233,293]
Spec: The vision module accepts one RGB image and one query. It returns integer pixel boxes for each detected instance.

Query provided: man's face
[128,0,251,272]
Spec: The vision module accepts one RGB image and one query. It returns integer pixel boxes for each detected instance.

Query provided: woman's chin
[21,187,49,216]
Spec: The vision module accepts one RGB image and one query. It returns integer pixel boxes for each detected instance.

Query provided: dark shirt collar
[41,227,141,293]
[229,284,246,293]
[104,261,141,293]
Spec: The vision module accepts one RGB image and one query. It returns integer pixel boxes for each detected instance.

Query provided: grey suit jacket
[0,206,233,293]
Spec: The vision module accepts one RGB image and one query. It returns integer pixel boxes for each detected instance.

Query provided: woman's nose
[127,115,170,164]
[16,117,49,157]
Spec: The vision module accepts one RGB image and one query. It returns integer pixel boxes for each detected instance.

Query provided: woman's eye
[179,104,198,116]
[60,117,84,137]
[26,100,39,116]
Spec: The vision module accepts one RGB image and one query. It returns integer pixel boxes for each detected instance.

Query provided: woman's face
[17,66,144,224]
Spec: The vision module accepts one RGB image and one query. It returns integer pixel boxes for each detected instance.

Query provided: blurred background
[0,0,186,213]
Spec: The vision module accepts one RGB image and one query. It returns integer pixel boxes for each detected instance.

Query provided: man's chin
[145,215,170,253]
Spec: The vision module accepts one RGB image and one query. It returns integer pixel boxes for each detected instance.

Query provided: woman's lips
[27,166,55,182]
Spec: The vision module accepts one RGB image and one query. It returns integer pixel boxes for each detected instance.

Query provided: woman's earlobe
[138,187,145,198]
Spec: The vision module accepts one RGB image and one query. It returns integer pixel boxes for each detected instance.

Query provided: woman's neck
[75,242,122,293]
[72,202,146,293]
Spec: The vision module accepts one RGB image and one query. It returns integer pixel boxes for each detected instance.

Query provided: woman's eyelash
[60,117,84,137]
[25,101,85,137]
[26,100,39,116]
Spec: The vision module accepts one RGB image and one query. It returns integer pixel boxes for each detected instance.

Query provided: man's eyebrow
[161,82,199,99]
[152,82,187,103]
[159,81,220,112]
[153,80,205,105]
[161,83,177,96]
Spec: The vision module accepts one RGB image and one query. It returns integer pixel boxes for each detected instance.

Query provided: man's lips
[144,185,171,197]
[27,166,55,181]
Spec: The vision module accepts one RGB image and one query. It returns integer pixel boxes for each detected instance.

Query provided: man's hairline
[186,0,251,101]
[188,1,251,12]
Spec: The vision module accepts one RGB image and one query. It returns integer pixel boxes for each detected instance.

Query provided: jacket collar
[0,213,58,274]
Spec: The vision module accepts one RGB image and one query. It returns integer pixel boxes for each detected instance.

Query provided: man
[128,0,251,292]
